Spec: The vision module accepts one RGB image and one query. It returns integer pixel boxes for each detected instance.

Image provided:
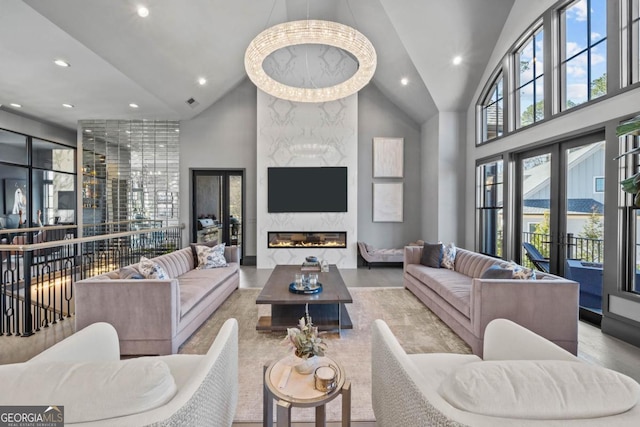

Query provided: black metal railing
[521,232,605,267]
[0,221,183,337]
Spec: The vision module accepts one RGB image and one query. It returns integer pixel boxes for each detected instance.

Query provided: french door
[516,132,605,321]
[191,170,244,263]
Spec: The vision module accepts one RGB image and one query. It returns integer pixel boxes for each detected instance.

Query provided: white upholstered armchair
[372,318,640,426]
[0,319,239,426]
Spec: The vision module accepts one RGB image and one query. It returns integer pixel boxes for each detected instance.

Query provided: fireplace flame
[269,240,345,248]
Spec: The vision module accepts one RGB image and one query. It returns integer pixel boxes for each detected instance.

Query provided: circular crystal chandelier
[245,20,377,103]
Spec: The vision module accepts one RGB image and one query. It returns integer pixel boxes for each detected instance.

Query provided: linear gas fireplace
[268,232,347,249]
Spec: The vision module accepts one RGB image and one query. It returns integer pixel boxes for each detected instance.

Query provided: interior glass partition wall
[0,129,76,232]
[79,120,180,235]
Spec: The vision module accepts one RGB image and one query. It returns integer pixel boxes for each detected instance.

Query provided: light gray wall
[0,110,76,146]
[179,79,257,255]
[180,78,426,258]
[419,112,466,246]
[438,112,466,245]
[358,84,422,249]
[421,115,439,241]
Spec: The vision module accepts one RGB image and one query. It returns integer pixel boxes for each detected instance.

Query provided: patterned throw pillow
[138,256,169,279]
[441,243,457,270]
[195,243,228,269]
[502,260,536,280]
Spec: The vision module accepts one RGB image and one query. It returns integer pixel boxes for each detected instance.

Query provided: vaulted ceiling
[0,0,514,131]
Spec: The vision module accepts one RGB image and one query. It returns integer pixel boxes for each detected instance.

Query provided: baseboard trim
[601,315,640,349]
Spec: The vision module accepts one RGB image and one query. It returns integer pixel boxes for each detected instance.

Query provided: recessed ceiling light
[62,103,74,108]
[452,56,463,65]
[84,129,92,133]
[125,130,131,134]
[10,103,22,108]
[54,59,70,67]
[159,144,165,148]
[198,77,207,86]
[129,103,139,108]
[137,6,149,18]
[400,77,409,86]
[175,129,180,133]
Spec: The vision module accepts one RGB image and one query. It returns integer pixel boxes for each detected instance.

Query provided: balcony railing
[0,221,183,337]
[521,232,604,264]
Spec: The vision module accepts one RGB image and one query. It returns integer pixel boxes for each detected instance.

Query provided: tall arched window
[515,25,544,128]
[560,0,607,110]
[481,73,504,143]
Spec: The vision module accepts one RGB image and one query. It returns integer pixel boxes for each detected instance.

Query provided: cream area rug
[179,287,471,423]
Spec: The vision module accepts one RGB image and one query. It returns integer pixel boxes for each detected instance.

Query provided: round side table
[263,355,351,427]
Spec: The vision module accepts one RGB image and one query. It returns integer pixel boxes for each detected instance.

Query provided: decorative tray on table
[289,283,323,294]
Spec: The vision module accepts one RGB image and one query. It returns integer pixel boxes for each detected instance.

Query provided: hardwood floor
[3,264,640,427]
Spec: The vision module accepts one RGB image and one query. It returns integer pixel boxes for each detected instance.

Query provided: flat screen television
[268,167,347,213]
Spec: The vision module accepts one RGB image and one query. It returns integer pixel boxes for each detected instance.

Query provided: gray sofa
[75,246,239,355]
[404,246,579,356]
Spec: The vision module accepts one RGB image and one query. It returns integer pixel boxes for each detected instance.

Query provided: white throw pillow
[438,360,640,419]
[0,358,177,423]
[139,256,169,279]
[441,242,456,270]
[195,242,228,269]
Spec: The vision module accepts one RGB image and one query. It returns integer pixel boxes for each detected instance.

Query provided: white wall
[357,84,421,249]
[179,79,257,254]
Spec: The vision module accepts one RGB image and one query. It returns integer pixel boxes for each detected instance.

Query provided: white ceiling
[0,0,514,131]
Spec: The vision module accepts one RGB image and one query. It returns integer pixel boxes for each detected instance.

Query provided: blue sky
[517,0,607,119]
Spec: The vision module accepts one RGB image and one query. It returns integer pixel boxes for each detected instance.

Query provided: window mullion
[606,0,622,90]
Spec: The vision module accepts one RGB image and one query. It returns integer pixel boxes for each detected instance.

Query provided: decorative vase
[293,354,318,375]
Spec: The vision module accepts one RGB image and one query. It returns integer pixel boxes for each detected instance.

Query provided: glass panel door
[520,150,554,271]
[518,135,605,320]
[192,170,244,262]
[564,141,605,314]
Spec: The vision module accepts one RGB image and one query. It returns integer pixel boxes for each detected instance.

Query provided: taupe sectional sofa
[404,246,579,356]
[75,246,239,355]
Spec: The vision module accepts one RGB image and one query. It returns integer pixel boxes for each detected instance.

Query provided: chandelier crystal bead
[245,20,376,103]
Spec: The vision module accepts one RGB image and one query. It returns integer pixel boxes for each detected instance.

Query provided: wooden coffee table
[256,265,353,332]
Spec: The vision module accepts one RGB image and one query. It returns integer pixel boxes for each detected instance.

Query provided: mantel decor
[245,20,376,103]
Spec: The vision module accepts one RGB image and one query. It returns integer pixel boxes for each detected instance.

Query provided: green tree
[577,206,604,262]
[591,73,607,99]
[520,99,544,126]
[532,210,551,259]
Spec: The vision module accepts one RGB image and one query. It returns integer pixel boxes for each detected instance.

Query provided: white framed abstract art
[373,182,403,222]
[373,137,404,178]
